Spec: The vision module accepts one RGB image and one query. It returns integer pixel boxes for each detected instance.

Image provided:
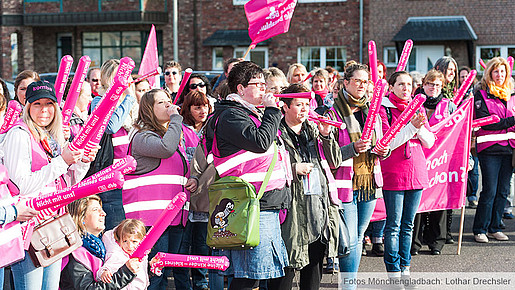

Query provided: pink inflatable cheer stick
[396,39,413,72]
[131,192,187,259]
[479,59,487,70]
[150,253,230,276]
[173,68,193,105]
[62,56,91,125]
[472,115,501,128]
[373,94,427,153]
[368,41,378,84]
[361,79,387,141]
[130,67,162,85]
[308,109,346,129]
[256,101,284,109]
[275,92,315,99]
[0,101,22,134]
[453,70,477,105]
[55,55,74,105]
[28,171,124,211]
[302,72,313,84]
[507,56,514,75]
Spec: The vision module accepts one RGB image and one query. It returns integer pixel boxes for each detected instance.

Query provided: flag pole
[242,44,254,59]
[457,205,465,255]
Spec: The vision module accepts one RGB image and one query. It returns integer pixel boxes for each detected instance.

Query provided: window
[384,47,398,67]
[233,0,346,4]
[82,31,163,70]
[57,33,73,65]
[212,47,224,70]
[234,47,269,69]
[477,45,515,74]
[298,46,346,72]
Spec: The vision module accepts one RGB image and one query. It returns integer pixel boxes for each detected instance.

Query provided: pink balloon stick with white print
[55,55,74,105]
[62,55,91,125]
[396,39,413,72]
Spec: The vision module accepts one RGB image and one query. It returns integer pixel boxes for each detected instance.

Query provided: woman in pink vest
[473,57,515,243]
[123,89,189,290]
[379,71,435,280]
[325,61,388,289]
[204,61,290,290]
[60,195,141,289]
[3,80,94,289]
[411,69,456,256]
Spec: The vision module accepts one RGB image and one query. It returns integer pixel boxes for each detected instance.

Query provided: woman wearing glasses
[324,61,388,288]
[378,71,434,281]
[177,73,216,107]
[411,69,456,256]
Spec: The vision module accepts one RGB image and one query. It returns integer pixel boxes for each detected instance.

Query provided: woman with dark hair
[379,71,434,280]
[0,78,11,102]
[204,61,290,290]
[473,57,514,243]
[123,89,190,290]
[14,70,40,105]
[177,73,214,107]
[434,56,458,100]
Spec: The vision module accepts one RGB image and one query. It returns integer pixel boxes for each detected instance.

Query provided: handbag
[206,142,278,249]
[28,212,82,267]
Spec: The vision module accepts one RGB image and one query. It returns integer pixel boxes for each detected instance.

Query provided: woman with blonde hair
[473,57,515,243]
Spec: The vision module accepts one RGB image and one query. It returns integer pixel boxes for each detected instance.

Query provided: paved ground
[166,207,515,289]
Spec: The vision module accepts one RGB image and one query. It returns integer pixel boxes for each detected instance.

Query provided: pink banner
[368,41,378,84]
[62,56,91,125]
[0,101,22,134]
[453,70,477,105]
[138,25,160,88]
[396,39,413,72]
[371,98,473,221]
[361,79,387,141]
[55,55,74,105]
[245,0,297,45]
[131,192,187,259]
[150,252,230,276]
[173,68,193,105]
[472,115,500,128]
[373,94,426,152]
[28,171,124,211]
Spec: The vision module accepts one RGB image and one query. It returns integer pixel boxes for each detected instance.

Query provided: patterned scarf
[82,232,106,261]
[333,89,377,201]
[488,82,511,102]
[226,93,263,118]
[441,80,456,100]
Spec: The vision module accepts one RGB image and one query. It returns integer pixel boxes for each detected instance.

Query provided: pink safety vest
[475,90,515,152]
[182,124,200,150]
[329,107,383,203]
[212,115,289,194]
[112,128,130,164]
[123,136,190,227]
[62,247,103,279]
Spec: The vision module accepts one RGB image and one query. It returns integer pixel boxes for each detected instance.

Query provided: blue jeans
[339,191,376,288]
[99,188,125,231]
[473,154,512,234]
[174,221,209,290]
[148,225,187,290]
[468,155,479,202]
[11,251,61,290]
[383,189,423,273]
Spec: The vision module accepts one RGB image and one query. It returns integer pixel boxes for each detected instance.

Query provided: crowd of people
[0,51,513,290]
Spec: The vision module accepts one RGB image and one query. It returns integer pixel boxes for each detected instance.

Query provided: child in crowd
[97,219,150,289]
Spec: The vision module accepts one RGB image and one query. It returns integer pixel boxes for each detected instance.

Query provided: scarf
[388,92,410,111]
[333,89,377,201]
[41,133,61,159]
[423,92,444,110]
[226,93,263,118]
[82,232,106,261]
[488,82,511,102]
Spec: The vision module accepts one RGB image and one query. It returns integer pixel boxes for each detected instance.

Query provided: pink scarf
[388,92,410,111]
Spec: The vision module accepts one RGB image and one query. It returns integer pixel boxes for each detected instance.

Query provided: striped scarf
[333,89,377,201]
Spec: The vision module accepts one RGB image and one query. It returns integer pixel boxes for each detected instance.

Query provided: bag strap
[256,141,278,200]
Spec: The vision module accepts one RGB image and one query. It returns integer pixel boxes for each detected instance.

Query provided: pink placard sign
[150,252,230,276]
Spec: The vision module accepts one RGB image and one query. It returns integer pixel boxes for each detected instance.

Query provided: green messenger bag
[206,142,278,249]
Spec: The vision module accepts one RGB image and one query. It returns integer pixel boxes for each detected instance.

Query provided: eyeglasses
[91,78,100,83]
[247,82,266,88]
[164,71,179,76]
[189,83,206,90]
[425,82,442,88]
[351,78,369,87]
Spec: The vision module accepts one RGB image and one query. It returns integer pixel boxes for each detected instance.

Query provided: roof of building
[393,16,478,42]
[203,30,271,46]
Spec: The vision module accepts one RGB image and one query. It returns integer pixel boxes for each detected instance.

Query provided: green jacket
[279,119,342,269]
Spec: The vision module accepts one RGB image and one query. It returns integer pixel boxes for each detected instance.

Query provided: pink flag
[245,0,297,45]
[371,98,473,221]
[138,25,159,88]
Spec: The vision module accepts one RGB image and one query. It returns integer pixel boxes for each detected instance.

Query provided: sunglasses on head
[164,71,179,76]
[189,83,206,90]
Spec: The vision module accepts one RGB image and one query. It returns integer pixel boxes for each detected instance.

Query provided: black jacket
[60,254,136,290]
[205,100,291,210]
